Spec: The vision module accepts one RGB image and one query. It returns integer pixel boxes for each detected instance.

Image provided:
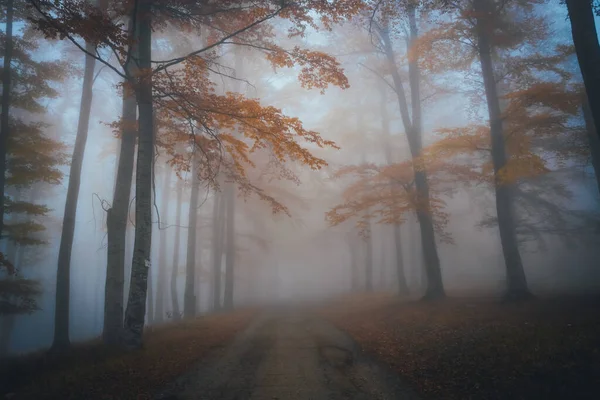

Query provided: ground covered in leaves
[1,309,256,400]
[319,293,600,400]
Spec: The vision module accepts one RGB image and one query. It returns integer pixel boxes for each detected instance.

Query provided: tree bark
[103,20,137,345]
[581,94,600,196]
[170,178,183,320]
[380,7,444,300]
[154,167,170,323]
[51,40,97,352]
[183,154,201,318]
[211,190,225,311]
[473,0,531,300]
[0,0,14,242]
[122,0,154,349]
[565,0,600,145]
[223,182,235,310]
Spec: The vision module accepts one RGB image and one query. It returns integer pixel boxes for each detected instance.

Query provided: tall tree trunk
[380,83,408,296]
[380,7,444,300]
[170,178,183,320]
[211,190,225,311]
[103,21,137,345]
[154,167,170,323]
[0,0,14,242]
[184,154,201,318]
[51,40,97,352]
[223,182,235,310]
[473,0,530,300]
[122,1,154,349]
[565,0,600,145]
[581,94,600,195]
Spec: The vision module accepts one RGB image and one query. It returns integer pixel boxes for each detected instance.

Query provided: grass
[319,292,600,400]
[1,309,256,400]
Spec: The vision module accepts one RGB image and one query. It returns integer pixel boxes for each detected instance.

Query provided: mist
[1,0,599,373]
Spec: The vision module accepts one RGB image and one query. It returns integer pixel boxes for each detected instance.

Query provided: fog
[2,0,600,357]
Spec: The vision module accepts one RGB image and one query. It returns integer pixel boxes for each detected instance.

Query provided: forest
[1,0,599,399]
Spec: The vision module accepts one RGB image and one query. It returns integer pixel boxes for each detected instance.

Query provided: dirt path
[154,307,420,400]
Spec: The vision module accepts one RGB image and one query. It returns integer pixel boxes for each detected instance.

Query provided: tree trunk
[154,167,170,323]
[347,235,359,291]
[184,154,201,318]
[473,0,531,300]
[566,0,600,145]
[380,83,408,296]
[122,1,154,349]
[365,221,373,292]
[103,21,137,345]
[211,190,225,311]
[146,267,154,325]
[170,178,183,320]
[51,40,97,352]
[380,8,444,300]
[0,0,14,242]
[223,182,235,310]
[581,94,600,195]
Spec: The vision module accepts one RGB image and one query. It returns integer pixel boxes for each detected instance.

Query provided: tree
[154,165,171,324]
[170,176,184,320]
[31,0,365,348]
[183,152,201,318]
[0,0,69,355]
[103,16,138,346]
[367,1,445,299]
[564,0,600,144]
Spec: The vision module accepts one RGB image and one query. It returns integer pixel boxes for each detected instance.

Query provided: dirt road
[154,307,420,400]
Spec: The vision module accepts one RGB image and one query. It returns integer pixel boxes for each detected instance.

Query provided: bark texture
[122,1,154,349]
[103,24,137,344]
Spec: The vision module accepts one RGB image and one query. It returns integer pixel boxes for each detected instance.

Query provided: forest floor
[318,292,600,400]
[1,309,256,399]
[153,304,420,400]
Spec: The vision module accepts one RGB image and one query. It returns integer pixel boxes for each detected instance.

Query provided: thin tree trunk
[146,267,153,325]
[122,1,154,349]
[103,20,137,345]
[211,190,224,311]
[380,83,408,296]
[474,0,530,300]
[170,178,183,320]
[380,8,444,300]
[347,235,359,291]
[223,182,235,310]
[0,196,19,357]
[365,221,373,291]
[154,167,170,323]
[565,0,600,144]
[184,155,200,318]
[0,0,14,242]
[581,94,600,195]
[51,40,97,352]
